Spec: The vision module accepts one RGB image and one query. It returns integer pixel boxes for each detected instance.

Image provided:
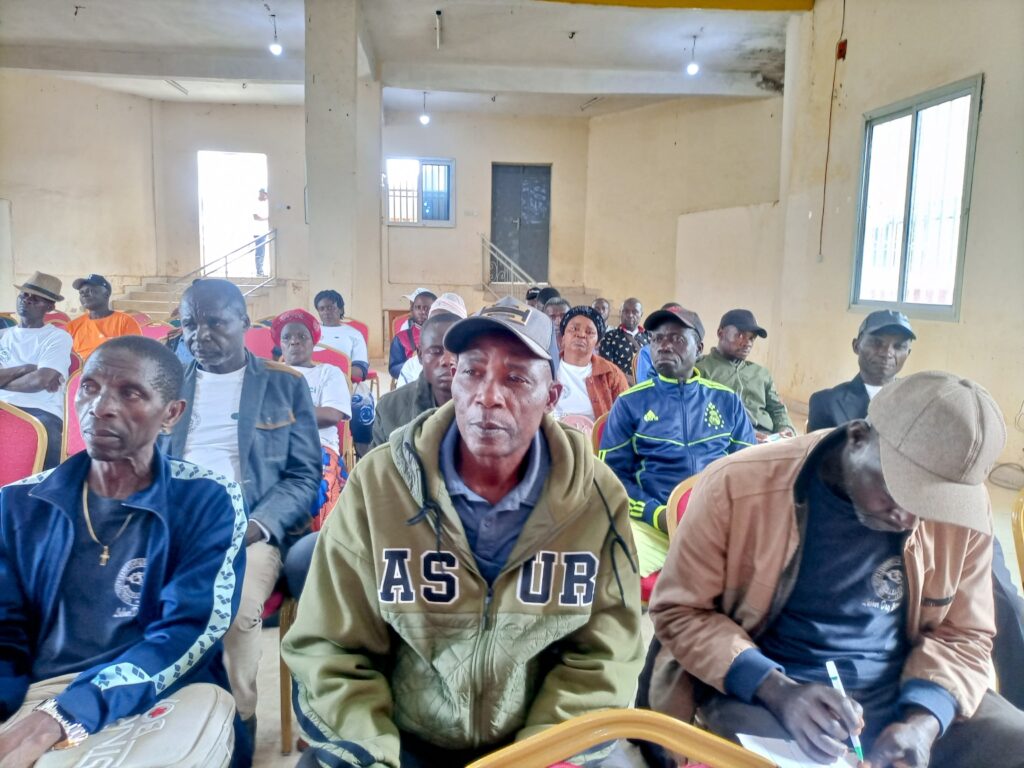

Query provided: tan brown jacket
[647,429,995,723]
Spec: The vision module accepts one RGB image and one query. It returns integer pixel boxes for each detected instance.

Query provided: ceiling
[0,0,793,116]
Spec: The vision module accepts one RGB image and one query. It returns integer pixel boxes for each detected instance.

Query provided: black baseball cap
[645,306,705,343]
[858,309,916,340]
[72,274,112,292]
[445,297,560,376]
[719,309,767,338]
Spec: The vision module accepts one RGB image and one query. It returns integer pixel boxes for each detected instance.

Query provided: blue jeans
[283,531,317,597]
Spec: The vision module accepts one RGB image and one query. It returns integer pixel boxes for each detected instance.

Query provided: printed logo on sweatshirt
[643,409,659,422]
[866,555,905,614]
[377,548,598,608]
[704,402,724,429]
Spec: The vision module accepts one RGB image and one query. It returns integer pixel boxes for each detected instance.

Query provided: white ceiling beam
[0,45,304,83]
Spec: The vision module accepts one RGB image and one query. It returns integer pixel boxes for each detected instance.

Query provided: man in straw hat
[639,371,1024,768]
[0,272,72,468]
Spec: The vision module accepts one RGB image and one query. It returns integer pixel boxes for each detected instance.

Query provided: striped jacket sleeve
[598,393,666,531]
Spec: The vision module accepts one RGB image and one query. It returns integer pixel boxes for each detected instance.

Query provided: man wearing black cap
[599,305,755,593]
[283,296,643,768]
[807,310,915,431]
[698,309,795,441]
[66,274,142,360]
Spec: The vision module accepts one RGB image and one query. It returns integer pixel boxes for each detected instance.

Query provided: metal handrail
[480,234,540,301]
[174,230,278,286]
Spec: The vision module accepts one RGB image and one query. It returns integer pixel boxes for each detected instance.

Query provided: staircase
[479,234,603,306]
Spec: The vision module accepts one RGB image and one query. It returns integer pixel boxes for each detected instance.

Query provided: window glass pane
[903,95,970,305]
[421,163,451,221]
[858,115,912,303]
[386,158,421,223]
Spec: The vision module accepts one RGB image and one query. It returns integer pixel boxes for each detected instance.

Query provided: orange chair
[465,709,774,768]
[44,310,71,324]
[68,351,83,377]
[128,311,152,325]
[591,412,609,455]
[390,312,410,340]
[244,327,276,359]
[666,473,703,540]
[61,371,87,460]
[0,401,47,484]
[141,322,174,342]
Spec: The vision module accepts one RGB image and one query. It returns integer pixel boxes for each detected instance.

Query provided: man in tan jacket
[641,371,1024,768]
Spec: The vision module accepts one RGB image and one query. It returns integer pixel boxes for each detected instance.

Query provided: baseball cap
[402,287,436,302]
[644,306,705,343]
[444,296,559,376]
[72,274,112,292]
[858,309,916,340]
[525,286,542,301]
[719,308,767,338]
[428,292,467,320]
[869,371,1006,534]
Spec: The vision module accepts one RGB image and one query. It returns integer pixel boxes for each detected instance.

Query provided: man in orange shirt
[66,274,142,359]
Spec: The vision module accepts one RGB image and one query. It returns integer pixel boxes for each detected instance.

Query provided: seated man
[600,306,755,585]
[371,307,460,449]
[543,296,572,350]
[697,309,795,442]
[66,274,142,360]
[641,372,1024,768]
[313,289,370,382]
[592,296,611,324]
[395,292,467,387]
[808,309,914,431]
[283,297,643,767]
[598,297,649,383]
[633,302,685,383]
[388,288,437,379]
[0,272,72,468]
[0,336,247,765]
[166,278,321,740]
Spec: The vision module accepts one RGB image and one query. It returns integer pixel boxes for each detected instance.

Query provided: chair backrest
[311,345,353,396]
[244,326,276,359]
[62,371,87,460]
[631,349,641,382]
[341,317,370,345]
[391,312,410,340]
[558,413,595,442]
[465,709,774,768]
[591,412,609,455]
[45,310,71,324]
[141,322,174,341]
[255,315,276,327]
[68,351,83,376]
[128,311,152,325]
[666,472,703,540]
[1013,490,1024,592]
[0,401,47,483]
[0,312,16,329]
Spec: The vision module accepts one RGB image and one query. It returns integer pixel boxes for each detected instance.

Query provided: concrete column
[305,0,359,302]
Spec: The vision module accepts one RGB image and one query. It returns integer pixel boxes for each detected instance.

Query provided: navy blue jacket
[0,450,247,734]
[599,373,755,531]
[164,352,321,554]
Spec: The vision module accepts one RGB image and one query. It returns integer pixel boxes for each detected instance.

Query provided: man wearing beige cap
[639,371,1024,768]
[0,272,72,468]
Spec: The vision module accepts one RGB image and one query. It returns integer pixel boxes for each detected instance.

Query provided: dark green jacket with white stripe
[599,373,755,564]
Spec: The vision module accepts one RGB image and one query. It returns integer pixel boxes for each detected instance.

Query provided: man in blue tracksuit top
[600,306,755,582]
[0,337,247,766]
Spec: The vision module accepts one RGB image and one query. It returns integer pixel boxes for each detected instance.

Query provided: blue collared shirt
[439,422,550,585]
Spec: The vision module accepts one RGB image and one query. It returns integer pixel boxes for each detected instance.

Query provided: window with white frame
[852,76,982,317]
[385,157,454,226]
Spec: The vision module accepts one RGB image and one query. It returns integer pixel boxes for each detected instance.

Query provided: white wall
[0,71,157,312]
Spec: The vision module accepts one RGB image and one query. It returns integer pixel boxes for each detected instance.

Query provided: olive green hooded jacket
[282,401,644,767]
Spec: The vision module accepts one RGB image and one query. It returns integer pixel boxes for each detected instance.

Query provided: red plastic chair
[640,474,703,604]
[341,317,380,392]
[390,312,410,339]
[68,351,83,377]
[45,311,71,324]
[311,344,351,380]
[591,412,609,455]
[0,402,47,483]
[129,311,152,325]
[62,371,87,460]
[244,327,276,359]
[141,322,174,341]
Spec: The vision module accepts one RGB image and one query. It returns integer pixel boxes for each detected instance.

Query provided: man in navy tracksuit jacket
[600,307,755,582]
[0,337,247,765]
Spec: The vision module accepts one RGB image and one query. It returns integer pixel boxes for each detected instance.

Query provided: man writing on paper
[639,372,1024,768]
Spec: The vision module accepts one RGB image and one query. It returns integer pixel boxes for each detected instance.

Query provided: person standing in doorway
[252,188,270,277]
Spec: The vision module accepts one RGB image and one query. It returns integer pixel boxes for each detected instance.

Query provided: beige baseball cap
[869,371,1006,534]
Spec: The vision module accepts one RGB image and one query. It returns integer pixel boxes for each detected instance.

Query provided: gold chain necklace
[81,485,135,566]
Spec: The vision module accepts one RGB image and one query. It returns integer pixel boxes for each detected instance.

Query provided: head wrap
[560,305,606,341]
[271,308,322,347]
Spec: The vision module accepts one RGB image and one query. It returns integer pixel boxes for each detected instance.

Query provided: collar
[439,421,547,512]
[654,371,701,386]
[793,425,848,505]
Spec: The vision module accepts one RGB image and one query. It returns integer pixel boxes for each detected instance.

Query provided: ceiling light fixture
[269,14,283,56]
[419,91,431,125]
[686,35,700,76]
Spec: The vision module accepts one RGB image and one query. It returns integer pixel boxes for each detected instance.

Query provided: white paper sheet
[738,734,859,768]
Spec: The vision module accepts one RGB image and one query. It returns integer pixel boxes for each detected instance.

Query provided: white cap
[429,292,467,320]
[402,287,434,302]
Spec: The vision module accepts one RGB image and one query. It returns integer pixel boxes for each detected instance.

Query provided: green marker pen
[825,660,865,763]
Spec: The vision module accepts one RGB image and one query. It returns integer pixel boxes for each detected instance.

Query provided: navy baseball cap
[72,274,112,292]
[719,308,767,338]
[859,309,916,340]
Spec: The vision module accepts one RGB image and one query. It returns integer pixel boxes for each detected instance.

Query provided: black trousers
[21,407,61,470]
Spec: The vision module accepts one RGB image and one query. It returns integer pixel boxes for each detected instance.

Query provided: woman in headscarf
[554,305,629,424]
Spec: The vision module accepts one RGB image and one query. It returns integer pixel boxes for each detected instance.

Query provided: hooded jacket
[282,402,644,768]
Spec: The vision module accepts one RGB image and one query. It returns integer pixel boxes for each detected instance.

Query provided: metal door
[490,164,551,281]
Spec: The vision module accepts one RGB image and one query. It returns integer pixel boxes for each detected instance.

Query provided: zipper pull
[483,586,494,630]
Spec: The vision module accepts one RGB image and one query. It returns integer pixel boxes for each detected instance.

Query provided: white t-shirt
[555,360,595,420]
[397,356,422,388]
[0,324,73,418]
[318,324,369,367]
[183,367,246,482]
[297,363,351,453]
[865,382,884,400]
[254,197,269,234]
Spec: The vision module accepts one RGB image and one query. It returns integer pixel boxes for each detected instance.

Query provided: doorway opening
[490,164,551,282]
[197,151,270,277]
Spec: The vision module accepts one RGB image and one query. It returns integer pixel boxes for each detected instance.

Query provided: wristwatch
[34,698,89,750]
